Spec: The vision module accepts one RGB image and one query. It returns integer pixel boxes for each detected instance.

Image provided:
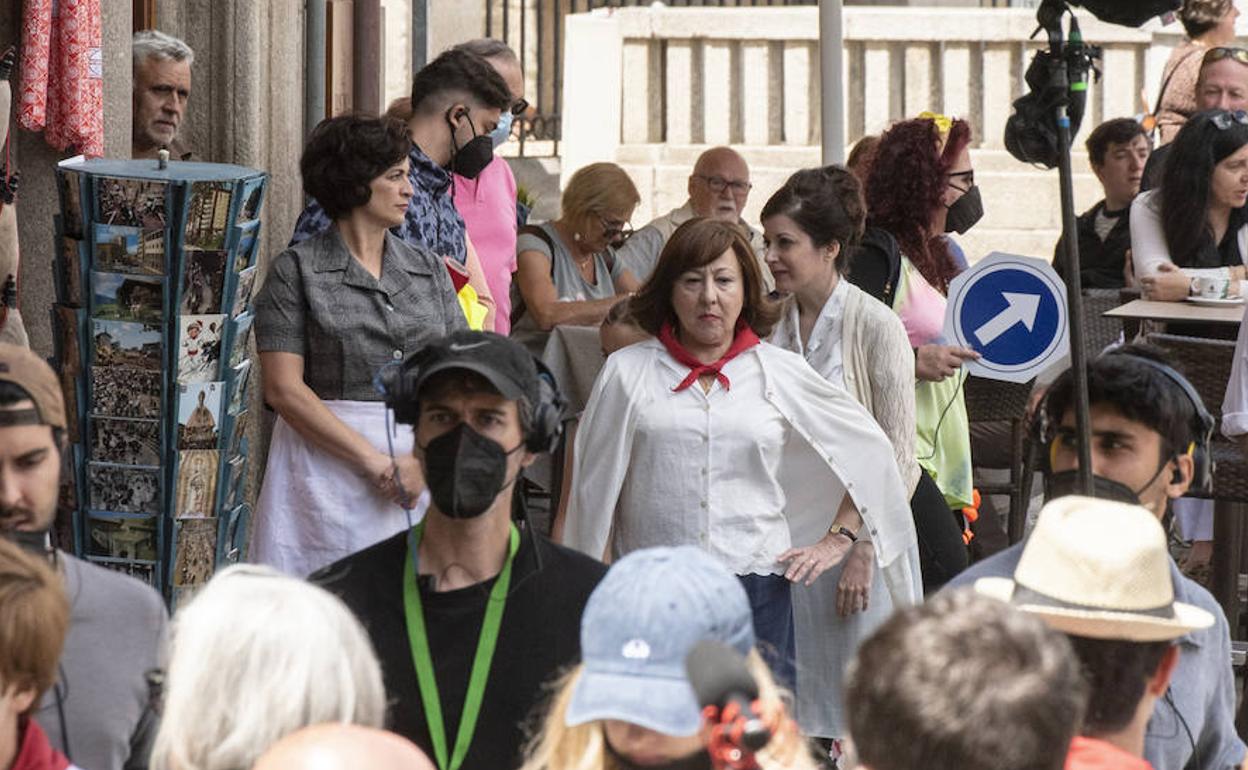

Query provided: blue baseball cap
[564,546,756,736]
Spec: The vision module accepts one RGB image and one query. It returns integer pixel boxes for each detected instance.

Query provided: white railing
[560,6,1190,259]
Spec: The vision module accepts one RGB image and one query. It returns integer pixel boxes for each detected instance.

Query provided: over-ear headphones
[375,350,567,455]
[1030,353,1214,493]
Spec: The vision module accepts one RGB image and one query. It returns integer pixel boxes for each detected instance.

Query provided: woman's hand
[1139,262,1191,302]
[778,531,853,586]
[391,454,426,506]
[360,451,399,498]
[915,344,979,382]
[836,541,875,617]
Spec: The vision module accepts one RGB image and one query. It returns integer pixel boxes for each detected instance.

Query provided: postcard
[177,381,222,450]
[54,306,83,375]
[87,558,159,589]
[227,360,250,416]
[177,314,224,384]
[88,463,161,514]
[227,410,249,458]
[180,249,228,315]
[91,366,162,420]
[223,453,246,510]
[235,222,260,272]
[92,319,162,371]
[93,223,164,275]
[60,237,84,306]
[91,417,160,467]
[174,449,219,518]
[172,517,218,587]
[92,271,162,324]
[231,266,257,319]
[86,514,159,562]
[228,313,253,370]
[95,176,168,229]
[221,504,251,564]
[58,169,84,239]
[238,175,266,223]
[184,181,234,250]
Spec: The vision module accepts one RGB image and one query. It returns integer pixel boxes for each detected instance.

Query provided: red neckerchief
[658,319,760,392]
[12,719,71,770]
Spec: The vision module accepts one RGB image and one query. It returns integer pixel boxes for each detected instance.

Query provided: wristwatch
[828,524,858,543]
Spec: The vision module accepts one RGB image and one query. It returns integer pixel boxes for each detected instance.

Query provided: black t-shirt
[1053,200,1132,289]
[312,528,606,770]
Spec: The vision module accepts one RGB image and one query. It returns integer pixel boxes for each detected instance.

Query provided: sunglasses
[1203,47,1248,67]
[1211,110,1248,130]
[599,216,634,241]
[510,98,529,117]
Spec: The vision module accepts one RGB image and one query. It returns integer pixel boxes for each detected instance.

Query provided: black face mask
[1043,469,1145,506]
[944,185,984,234]
[422,423,520,519]
[604,735,713,770]
[446,109,495,180]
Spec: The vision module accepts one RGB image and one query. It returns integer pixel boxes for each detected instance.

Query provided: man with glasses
[1143,46,1248,191]
[614,146,774,290]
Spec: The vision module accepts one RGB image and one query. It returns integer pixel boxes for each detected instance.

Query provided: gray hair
[451,38,518,64]
[133,29,194,68]
[150,565,386,770]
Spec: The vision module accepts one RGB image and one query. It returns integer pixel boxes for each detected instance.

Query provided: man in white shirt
[614,147,774,289]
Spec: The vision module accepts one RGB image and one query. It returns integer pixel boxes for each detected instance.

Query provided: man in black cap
[313,330,605,770]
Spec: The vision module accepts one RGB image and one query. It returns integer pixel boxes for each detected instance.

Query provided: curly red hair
[864,117,972,294]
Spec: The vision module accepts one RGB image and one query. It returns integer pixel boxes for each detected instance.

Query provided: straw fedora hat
[975,496,1214,642]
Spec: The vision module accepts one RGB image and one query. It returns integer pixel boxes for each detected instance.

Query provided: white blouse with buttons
[613,350,792,576]
[773,277,850,390]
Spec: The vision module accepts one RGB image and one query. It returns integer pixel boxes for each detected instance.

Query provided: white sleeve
[1222,302,1248,436]
[1131,192,1241,286]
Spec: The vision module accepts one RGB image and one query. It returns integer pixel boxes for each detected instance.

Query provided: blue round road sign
[944,253,1069,383]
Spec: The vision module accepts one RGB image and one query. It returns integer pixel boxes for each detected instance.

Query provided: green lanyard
[403,522,519,770]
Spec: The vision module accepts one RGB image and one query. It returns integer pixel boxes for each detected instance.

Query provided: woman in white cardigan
[1133,109,1248,303]
[564,218,921,743]
[763,166,967,596]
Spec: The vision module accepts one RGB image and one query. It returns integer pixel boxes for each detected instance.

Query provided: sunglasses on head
[1204,47,1248,67]
[1211,110,1248,130]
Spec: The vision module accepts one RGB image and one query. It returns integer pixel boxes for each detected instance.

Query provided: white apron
[250,400,425,577]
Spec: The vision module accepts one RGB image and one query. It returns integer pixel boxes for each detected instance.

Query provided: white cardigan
[1130,189,1248,295]
[771,281,920,497]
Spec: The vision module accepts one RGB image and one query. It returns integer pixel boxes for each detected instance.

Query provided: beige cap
[0,344,67,430]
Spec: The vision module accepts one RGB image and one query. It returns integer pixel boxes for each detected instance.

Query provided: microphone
[685,640,771,768]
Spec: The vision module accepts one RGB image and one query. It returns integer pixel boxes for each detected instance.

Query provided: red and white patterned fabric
[18,0,103,158]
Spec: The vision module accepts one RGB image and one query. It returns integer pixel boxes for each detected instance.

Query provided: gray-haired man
[132,30,193,160]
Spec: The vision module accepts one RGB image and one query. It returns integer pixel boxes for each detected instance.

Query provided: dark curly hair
[410,48,511,116]
[300,114,412,221]
[761,165,865,276]
[865,117,972,293]
[1160,109,1248,268]
[630,218,781,339]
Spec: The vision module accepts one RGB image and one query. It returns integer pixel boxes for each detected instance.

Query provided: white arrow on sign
[972,292,1041,346]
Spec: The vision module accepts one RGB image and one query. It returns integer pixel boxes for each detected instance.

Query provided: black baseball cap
[413,331,542,406]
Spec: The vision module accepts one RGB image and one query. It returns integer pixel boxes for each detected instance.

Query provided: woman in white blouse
[564,218,921,739]
[763,166,968,595]
[1133,109,1248,302]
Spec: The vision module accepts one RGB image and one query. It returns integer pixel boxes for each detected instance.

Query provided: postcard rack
[52,158,267,606]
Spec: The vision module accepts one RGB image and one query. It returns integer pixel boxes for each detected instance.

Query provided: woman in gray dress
[251,114,466,577]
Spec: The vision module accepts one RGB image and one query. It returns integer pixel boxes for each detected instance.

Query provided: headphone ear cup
[525,362,566,454]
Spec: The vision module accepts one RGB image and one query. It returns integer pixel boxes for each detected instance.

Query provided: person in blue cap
[519,546,820,770]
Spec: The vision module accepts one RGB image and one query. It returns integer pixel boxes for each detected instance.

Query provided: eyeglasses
[510,98,529,117]
[694,174,753,197]
[947,169,975,192]
[599,216,633,241]
[1203,47,1248,67]
[1211,110,1248,130]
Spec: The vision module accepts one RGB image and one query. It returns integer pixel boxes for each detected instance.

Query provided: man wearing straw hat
[949,346,1244,770]
[977,497,1215,770]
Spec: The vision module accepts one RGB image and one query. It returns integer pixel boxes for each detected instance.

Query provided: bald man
[252,725,435,770]
[614,146,774,289]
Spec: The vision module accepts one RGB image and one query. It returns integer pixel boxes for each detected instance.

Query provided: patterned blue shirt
[289,144,468,264]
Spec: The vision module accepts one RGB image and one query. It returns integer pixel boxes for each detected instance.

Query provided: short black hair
[1085,118,1147,168]
[1067,635,1172,736]
[1043,344,1198,460]
[300,114,411,221]
[760,165,865,276]
[415,369,533,439]
[410,48,511,116]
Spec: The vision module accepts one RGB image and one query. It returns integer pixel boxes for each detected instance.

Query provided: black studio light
[1069,0,1181,28]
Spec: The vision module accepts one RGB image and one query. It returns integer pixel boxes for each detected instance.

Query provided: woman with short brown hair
[563,218,921,728]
